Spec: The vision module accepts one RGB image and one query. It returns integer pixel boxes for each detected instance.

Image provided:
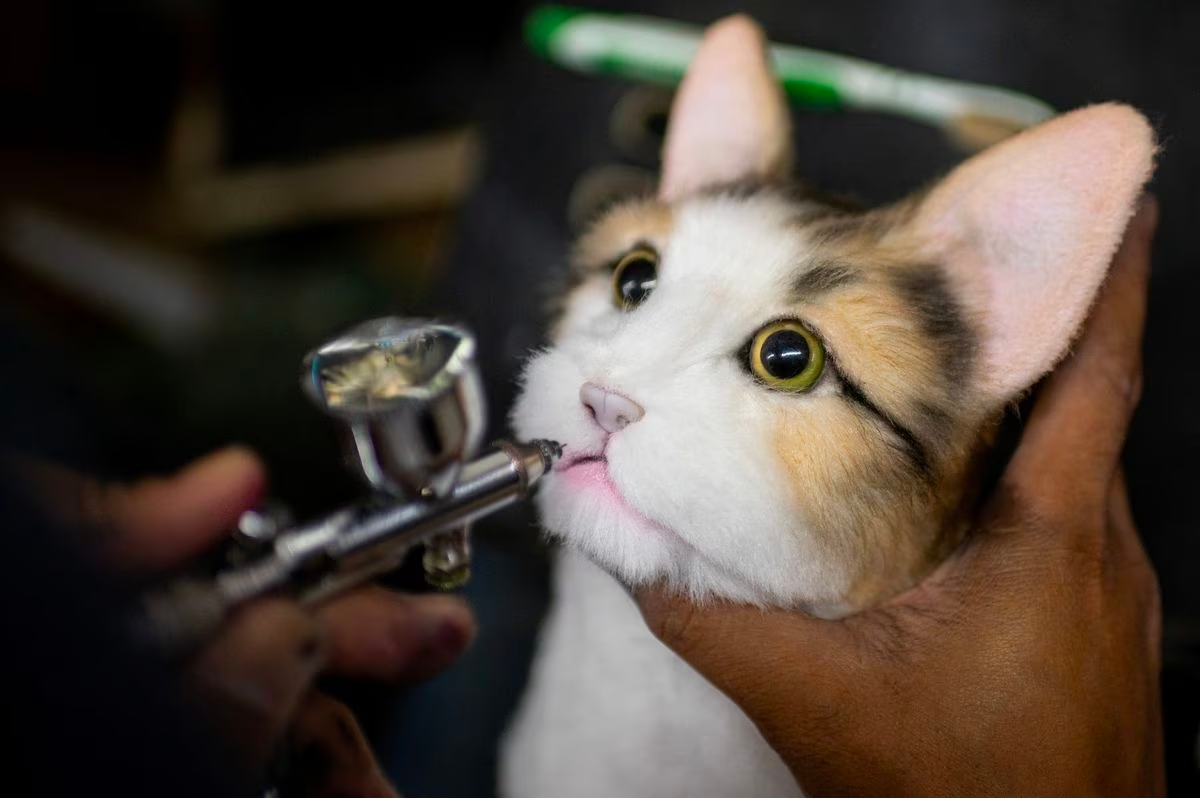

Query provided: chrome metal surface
[301,317,486,499]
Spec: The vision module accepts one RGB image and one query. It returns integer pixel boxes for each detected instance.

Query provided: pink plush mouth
[558,453,622,502]
[556,454,676,537]
[559,456,611,489]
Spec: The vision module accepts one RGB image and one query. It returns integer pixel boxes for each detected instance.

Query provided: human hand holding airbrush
[637,198,1164,797]
[10,319,561,795]
[22,445,474,796]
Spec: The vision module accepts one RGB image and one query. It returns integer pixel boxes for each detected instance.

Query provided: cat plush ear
[659,16,793,200]
[904,104,1156,404]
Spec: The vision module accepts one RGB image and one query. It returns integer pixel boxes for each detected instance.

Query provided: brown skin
[16,445,477,797]
[637,197,1164,797]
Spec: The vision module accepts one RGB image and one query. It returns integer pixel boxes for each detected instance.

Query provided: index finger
[11,446,266,573]
[1004,196,1157,518]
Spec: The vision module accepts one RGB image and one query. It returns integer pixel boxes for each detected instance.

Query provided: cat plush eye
[611,248,658,309]
[749,320,825,391]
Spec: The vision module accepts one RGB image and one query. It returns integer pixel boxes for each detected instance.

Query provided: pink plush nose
[580,383,645,434]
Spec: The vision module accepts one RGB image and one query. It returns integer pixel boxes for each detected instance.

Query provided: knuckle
[1129,371,1144,411]
[1130,550,1162,613]
[653,602,701,651]
[644,597,722,665]
[983,478,1060,538]
[984,478,1116,580]
[1081,349,1141,416]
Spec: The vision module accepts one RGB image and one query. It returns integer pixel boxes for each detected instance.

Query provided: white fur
[501,549,800,798]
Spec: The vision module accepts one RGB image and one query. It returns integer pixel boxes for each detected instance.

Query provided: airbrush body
[133,318,561,657]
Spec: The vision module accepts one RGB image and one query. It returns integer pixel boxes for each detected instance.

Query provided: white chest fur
[500,549,801,798]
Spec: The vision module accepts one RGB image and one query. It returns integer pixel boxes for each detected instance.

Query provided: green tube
[525,5,1054,131]
[527,5,840,107]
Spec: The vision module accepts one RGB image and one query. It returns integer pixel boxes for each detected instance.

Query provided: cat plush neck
[513,15,1155,617]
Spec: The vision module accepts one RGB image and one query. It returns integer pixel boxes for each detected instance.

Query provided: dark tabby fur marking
[792,260,860,299]
[889,267,976,386]
[837,372,934,483]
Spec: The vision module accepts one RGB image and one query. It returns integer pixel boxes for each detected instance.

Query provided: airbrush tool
[132,317,561,657]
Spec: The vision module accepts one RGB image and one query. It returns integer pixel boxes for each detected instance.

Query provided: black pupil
[617,258,657,305]
[761,329,811,379]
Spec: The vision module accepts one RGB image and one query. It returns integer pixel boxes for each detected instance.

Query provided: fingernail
[432,618,470,657]
[407,610,475,677]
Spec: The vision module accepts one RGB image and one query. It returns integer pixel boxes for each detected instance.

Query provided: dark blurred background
[1,0,1196,795]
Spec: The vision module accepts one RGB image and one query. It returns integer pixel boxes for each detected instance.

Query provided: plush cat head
[512,16,1155,616]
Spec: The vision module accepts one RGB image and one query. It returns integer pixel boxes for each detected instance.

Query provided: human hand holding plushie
[18,446,476,797]
[638,196,1163,797]
[504,13,1160,797]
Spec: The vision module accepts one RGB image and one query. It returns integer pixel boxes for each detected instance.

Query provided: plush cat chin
[512,15,1156,616]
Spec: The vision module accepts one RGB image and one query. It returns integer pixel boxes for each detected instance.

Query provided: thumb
[636,584,852,725]
[8,446,266,573]
[89,446,266,573]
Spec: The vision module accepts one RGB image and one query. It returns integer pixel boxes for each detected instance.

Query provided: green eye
[612,248,658,309]
[749,320,826,391]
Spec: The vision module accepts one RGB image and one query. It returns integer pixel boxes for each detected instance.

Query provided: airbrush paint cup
[303,317,485,587]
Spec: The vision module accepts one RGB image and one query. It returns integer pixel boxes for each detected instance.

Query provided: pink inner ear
[659,15,793,201]
[911,104,1156,403]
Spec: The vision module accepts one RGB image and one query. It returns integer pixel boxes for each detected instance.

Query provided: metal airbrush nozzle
[530,439,565,478]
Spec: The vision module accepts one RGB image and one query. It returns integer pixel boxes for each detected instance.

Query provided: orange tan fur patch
[770,206,996,607]
[572,197,674,274]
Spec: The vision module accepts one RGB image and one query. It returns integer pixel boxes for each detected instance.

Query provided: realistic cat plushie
[501,15,1156,798]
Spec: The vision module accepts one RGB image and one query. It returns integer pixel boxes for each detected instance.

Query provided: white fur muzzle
[512,195,853,609]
